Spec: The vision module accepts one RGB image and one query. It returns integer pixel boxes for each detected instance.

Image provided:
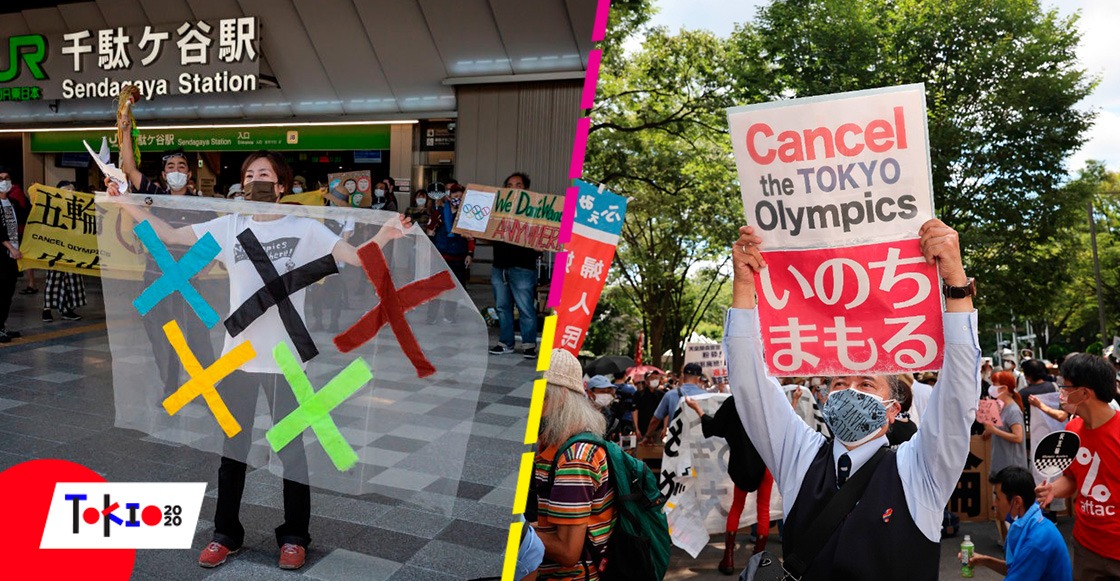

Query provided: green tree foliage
[586,25,748,369]
[739,0,1096,340]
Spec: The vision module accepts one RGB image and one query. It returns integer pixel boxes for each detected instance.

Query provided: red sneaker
[198,541,237,568]
[279,543,306,570]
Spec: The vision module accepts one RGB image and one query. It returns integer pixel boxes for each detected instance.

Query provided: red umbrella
[626,365,664,382]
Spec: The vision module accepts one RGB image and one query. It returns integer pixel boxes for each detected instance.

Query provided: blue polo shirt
[1005,502,1072,581]
[653,383,706,420]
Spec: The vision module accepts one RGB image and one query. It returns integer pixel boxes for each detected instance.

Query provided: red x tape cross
[333,241,455,378]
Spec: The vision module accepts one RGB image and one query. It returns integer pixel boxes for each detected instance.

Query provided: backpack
[548,433,671,581]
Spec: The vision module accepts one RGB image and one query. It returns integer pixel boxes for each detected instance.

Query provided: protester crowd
[517,219,1120,581]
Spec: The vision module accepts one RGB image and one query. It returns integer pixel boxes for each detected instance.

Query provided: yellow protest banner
[279,188,327,206]
[17,184,145,277]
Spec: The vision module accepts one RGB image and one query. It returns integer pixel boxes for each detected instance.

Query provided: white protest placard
[728,84,934,250]
[727,84,945,377]
[683,342,728,385]
[457,188,496,232]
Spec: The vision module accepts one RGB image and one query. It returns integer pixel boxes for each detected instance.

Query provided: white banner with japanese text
[658,394,783,558]
[728,84,944,376]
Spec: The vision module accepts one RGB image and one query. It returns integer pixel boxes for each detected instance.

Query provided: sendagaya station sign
[0,17,260,102]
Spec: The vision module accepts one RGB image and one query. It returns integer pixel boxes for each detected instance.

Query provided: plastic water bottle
[960,534,974,578]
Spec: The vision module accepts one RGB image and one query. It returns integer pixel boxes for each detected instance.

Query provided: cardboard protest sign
[658,394,783,557]
[554,181,627,355]
[683,342,728,385]
[976,399,1003,427]
[451,184,563,252]
[729,84,944,376]
[949,435,993,523]
[328,171,372,208]
[17,184,145,277]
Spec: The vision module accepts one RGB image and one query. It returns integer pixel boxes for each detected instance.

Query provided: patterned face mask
[821,387,895,447]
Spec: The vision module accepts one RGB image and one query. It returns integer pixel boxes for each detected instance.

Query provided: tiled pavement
[0,277,537,580]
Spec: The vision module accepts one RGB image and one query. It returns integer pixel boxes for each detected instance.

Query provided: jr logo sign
[0,34,47,82]
[0,34,46,101]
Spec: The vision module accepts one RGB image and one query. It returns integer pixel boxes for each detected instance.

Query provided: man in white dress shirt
[724,219,980,580]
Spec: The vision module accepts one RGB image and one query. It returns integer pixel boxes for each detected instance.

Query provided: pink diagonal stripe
[569,117,591,179]
[581,50,602,110]
[592,0,611,42]
[559,185,578,245]
[548,252,568,307]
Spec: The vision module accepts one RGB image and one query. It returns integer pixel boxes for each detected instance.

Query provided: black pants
[0,257,17,329]
[212,371,311,549]
[139,271,217,397]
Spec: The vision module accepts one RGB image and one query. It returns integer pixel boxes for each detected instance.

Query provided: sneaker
[0,332,9,344]
[522,345,538,359]
[489,343,514,355]
[42,309,53,322]
[1,329,20,339]
[60,310,82,321]
[198,541,238,568]
[278,543,306,570]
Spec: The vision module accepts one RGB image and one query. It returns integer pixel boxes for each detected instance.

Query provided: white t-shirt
[192,214,341,373]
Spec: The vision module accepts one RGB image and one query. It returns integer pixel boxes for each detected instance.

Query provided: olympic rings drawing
[462,204,491,219]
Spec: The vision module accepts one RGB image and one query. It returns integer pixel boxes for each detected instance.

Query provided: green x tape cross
[266,342,372,472]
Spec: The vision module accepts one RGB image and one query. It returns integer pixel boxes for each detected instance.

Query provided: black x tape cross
[224,228,338,362]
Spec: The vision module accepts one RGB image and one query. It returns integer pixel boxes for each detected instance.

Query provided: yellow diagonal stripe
[524,378,547,445]
[512,451,535,515]
[536,314,558,371]
[501,519,525,581]
[160,319,254,438]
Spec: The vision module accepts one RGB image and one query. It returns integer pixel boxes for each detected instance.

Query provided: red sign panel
[754,239,944,376]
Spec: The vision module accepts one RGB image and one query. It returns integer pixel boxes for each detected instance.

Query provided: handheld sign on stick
[1033,430,1080,483]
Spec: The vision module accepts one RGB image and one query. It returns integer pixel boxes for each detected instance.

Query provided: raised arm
[105,180,197,247]
[116,110,145,192]
[897,219,981,540]
[330,214,413,266]
[725,226,824,507]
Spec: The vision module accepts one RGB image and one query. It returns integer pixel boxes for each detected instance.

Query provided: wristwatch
[942,277,976,299]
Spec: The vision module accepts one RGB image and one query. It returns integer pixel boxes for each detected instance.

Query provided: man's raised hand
[731,225,765,309]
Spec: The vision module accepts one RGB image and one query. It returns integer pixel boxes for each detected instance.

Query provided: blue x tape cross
[132,220,222,329]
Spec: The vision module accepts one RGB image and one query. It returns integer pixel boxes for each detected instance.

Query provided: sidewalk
[0,276,538,580]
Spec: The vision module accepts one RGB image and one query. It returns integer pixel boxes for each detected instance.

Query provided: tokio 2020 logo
[41,482,205,549]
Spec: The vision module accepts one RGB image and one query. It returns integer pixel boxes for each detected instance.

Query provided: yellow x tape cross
[160,319,256,438]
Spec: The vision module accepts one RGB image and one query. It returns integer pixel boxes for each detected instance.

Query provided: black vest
[783,442,939,581]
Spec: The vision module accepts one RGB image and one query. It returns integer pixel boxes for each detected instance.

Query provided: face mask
[374,188,386,197]
[1060,389,1086,414]
[165,172,188,190]
[649,380,660,388]
[988,385,1002,399]
[415,198,427,207]
[450,197,461,207]
[245,181,277,203]
[1003,360,1015,370]
[0,180,11,193]
[593,394,614,407]
[822,388,894,447]
[292,186,303,194]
